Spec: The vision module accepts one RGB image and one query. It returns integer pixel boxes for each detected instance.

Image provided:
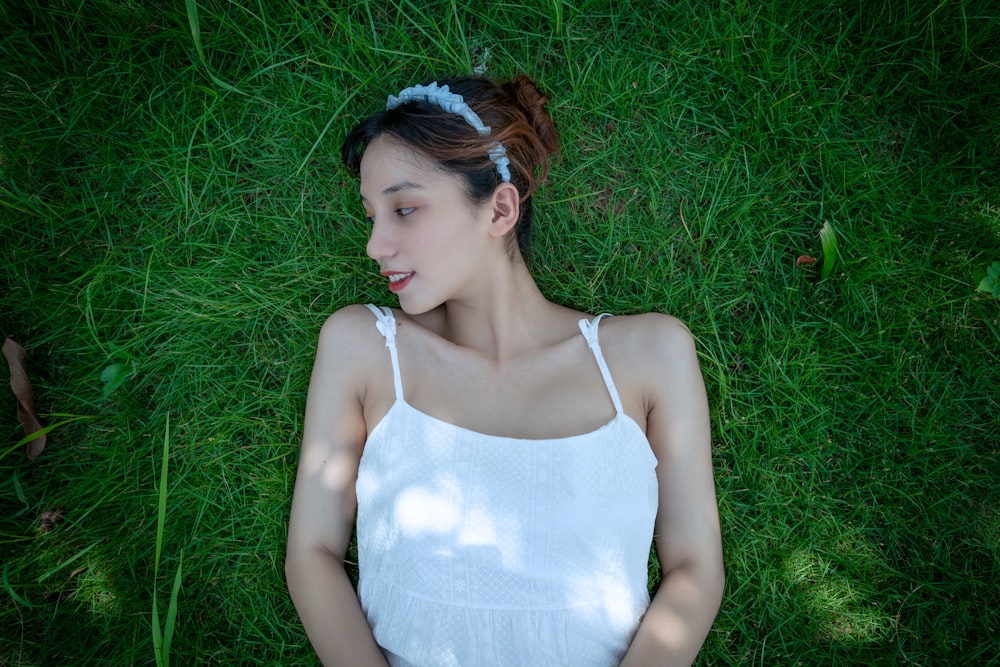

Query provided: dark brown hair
[342,74,559,256]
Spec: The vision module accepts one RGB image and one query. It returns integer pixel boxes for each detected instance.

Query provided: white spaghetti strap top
[356,305,658,667]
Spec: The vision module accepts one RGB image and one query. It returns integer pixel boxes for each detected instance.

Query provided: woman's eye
[397,207,415,217]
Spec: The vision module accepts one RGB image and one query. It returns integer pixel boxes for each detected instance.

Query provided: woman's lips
[385,272,414,293]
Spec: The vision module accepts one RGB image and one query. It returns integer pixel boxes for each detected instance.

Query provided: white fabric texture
[356,305,659,667]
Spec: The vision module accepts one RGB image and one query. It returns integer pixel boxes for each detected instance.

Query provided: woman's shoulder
[601,311,695,351]
[598,311,701,388]
[315,304,392,362]
[319,303,381,333]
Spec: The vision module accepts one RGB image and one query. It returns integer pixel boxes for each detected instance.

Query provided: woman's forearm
[619,562,724,667]
[286,548,389,667]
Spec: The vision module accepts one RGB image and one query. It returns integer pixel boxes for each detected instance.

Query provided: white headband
[385,81,511,183]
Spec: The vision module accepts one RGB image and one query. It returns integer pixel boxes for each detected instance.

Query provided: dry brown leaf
[39,507,65,532]
[2,337,46,459]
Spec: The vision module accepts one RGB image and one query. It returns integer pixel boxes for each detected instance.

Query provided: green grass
[2,0,999,664]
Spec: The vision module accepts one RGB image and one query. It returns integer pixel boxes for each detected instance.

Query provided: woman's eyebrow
[360,181,426,203]
[383,181,425,195]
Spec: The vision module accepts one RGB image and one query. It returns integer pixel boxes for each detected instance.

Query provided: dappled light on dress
[394,477,525,567]
[356,400,657,666]
[565,547,641,635]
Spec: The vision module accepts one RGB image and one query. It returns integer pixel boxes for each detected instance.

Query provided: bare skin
[285,136,724,666]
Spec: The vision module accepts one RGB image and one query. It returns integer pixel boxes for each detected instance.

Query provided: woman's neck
[435,257,557,362]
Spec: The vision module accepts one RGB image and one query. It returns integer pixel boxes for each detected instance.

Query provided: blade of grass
[0,415,94,464]
[36,541,100,583]
[185,0,207,65]
[152,414,179,667]
[154,415,169,581]
[152,600,164,667]
[163,549,184,662]
[820,221,838,280]
[185,0,244,94]
[3,563,34,608]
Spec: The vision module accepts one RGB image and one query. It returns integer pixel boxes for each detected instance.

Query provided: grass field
[2,0,999,664]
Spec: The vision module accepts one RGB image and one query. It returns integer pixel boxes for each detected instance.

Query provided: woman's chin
[396,295,441,316]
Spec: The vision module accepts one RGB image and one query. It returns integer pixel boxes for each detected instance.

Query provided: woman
[285,74,724,666]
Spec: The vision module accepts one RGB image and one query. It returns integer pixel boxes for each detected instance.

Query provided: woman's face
[359,135,494,314]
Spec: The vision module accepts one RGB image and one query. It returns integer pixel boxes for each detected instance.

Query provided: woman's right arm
[286,307,389,666]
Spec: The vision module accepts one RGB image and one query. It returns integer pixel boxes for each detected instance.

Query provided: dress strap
[578,314,624,415]
[365,304,404,401]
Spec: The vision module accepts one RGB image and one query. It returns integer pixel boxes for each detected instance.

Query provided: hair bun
[503,74,559,156]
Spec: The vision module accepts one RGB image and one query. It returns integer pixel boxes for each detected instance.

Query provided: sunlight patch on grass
[782,549,893,643]
[980,503,1000,554]
[76,563,119,617]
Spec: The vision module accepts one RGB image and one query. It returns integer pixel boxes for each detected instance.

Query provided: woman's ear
[486,182,520,239]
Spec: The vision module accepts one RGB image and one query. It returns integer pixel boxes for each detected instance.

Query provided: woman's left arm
[620,314,724,667]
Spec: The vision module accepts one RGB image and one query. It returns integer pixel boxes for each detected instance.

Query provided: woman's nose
[365,219,397,261]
